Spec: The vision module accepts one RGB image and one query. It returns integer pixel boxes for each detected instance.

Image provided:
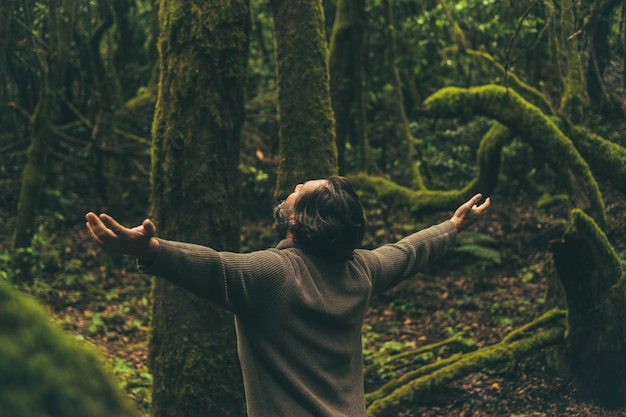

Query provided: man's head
[275,176,367,261]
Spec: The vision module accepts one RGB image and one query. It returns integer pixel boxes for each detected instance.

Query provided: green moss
[570,209,622,282]
[0,279,138,417]
[552,209,626,406]
[567,126,626,195]
[348,172,475,216]
[457,48,556,115]
[148,1,249,415]
[366,310,565,417]
[272,0,338,198]
[476,122,514,195]
[423,85,607,229]
[558,0,584,124]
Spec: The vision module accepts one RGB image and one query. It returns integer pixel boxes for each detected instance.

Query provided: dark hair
[290,176,366,261]
[273,200,292,241]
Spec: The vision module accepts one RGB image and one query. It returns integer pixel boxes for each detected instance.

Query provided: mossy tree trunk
[329,0,368,174]
[379,0,422,189]
[558,0,585,123]
[584,0,625,117]
[543,0,566,94]
[551,209,626,407]
[149,1,250,416]
[0,1,14,129]
[12,0,76,282]
[270,0,338,198]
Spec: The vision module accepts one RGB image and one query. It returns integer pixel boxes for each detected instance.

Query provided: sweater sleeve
[137,239,289,315]
[364,220,457,294]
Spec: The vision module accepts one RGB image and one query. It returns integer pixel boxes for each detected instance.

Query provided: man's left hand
[450,194,491,231]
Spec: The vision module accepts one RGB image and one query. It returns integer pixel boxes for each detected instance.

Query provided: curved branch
[348,172,477,216]
[565,125,626,195]
[421,85,607,229]
[476,122,514,195]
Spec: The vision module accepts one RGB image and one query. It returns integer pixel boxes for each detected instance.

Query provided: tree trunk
[148,1,250,416]
[379,0,421,189]
[0,1,14,125]
[270,0,338,198]
[329,0,368,174]
[584,0,625,118]
[559,0,585,123]
[551,209,626,407]
[12,0,76,282]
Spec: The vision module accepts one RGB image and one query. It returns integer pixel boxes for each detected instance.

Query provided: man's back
[139,220,457,416]
[236,240,372,416]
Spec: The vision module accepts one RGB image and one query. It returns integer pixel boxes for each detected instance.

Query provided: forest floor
[13,180,626,417]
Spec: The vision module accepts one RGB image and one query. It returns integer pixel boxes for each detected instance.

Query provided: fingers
[468,193,484,209]
[99,213,128,236]
[85,221,104,245]
[476,196,491,213]
[85,212,124,246]
[142,219,157,237]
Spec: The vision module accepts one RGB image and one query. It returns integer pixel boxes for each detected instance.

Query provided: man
[85,176,490,417]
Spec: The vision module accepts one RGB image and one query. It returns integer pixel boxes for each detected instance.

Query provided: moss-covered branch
[422,85,606,229]
[462,47,556,116]
[566,125,626,195]
[348,172,476,215]
[476,122,514,195]
[366,309,566,417]
[364,335,475,380]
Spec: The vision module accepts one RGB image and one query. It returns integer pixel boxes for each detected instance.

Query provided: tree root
[365,309,566,417]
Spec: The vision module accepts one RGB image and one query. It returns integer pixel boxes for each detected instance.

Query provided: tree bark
[379,0,421,189]
[148,1,250,416]
[270,0,338,198]
[584,0,625,117]
[329,0,368,174]
[552,209,626,407]
[559,0,585,123]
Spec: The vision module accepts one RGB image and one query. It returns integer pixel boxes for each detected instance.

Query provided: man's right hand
[85,212,160,262]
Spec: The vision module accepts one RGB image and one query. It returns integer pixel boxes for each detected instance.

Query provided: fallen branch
[366,309,566,417]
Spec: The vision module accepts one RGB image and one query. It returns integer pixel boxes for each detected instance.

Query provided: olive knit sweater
[138,220,457,417]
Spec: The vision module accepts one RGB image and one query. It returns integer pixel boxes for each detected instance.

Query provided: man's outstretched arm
[85,212,160,263]
[366,193,492,293]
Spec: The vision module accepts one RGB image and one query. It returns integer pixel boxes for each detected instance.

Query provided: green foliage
[452,231,502,265]
[106,358,152,416]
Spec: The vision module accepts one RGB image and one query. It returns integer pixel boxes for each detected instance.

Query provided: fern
[452,232,502,264]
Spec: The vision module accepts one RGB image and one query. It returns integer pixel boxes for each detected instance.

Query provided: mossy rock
[0,279,138,417]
